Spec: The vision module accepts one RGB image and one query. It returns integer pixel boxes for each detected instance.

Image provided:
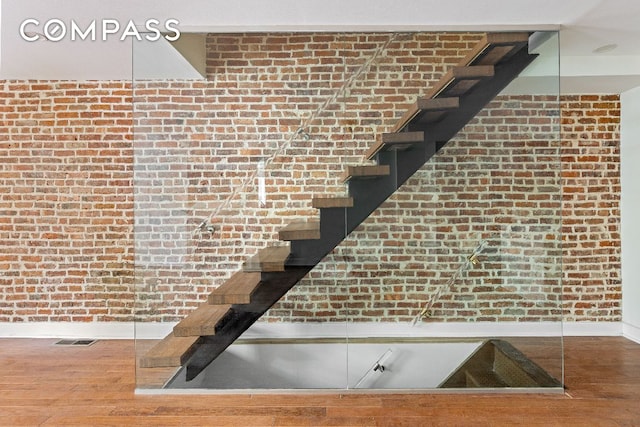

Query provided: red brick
[0,38,620,325]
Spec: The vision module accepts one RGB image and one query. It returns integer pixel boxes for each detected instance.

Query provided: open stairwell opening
[132,32,559,389]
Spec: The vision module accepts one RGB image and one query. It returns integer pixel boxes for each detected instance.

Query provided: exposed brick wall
[561,95,621,321]
[133,32,485,321]
[266,95,621,323]
[266,94,566,323]
[0,33,622,325]
[0,81,134,322]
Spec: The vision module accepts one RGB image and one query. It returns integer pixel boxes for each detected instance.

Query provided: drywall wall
[621,86,640,342]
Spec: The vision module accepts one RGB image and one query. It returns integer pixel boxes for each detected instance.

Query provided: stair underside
[439,339,561,388]
[397,68,495,132]
[141,32,536,375]
[365,131,427,159]
[462,32,530,67]
[390,97,461,135]
[426,65,494,99]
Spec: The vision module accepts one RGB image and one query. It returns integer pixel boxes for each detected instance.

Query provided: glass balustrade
[133,31,562,392]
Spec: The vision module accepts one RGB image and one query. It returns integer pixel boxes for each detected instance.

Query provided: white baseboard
[241,321,568,339]
[0,321,624,340]
[623,322,640,344]
[0,322,136,339]
[562,321,623,337]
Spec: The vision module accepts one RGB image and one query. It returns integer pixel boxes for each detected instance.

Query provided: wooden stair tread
[366,131,426,159]
[425,65,495,99]
[173,303,233,337]
[312,196,354,208]
[462,32,530,67]
[279,220,320,241]
[139,332,200,368]
[244,245,290,272]
[208,271,262,305]
[341,165,390,182]
[391,97,460,133]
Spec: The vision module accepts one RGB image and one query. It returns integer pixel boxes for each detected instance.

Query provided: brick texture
[266,95,566,323]
[0,81,134,322]
[561,95,621,321]
[0,33,621,325]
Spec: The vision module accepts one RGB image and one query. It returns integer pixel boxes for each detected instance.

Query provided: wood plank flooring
[0,337,639,426]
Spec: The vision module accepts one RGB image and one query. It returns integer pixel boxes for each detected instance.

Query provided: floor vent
[54,339,97,346]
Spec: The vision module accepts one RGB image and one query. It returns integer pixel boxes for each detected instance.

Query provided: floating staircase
[140,32,537,381]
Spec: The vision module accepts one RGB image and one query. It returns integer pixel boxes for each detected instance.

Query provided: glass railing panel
[133,31,562,392]
[342,31,563,391]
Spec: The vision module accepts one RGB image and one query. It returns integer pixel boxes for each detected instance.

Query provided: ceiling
[1,0,640,92]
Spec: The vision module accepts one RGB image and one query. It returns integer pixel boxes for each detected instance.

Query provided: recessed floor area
[167,339,485,390]
[0,337,639,425]
[164,338,562,391]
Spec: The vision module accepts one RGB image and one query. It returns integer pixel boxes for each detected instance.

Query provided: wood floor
[1,337,639,426]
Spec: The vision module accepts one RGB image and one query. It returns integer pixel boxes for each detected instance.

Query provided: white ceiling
[1,0,639,92]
